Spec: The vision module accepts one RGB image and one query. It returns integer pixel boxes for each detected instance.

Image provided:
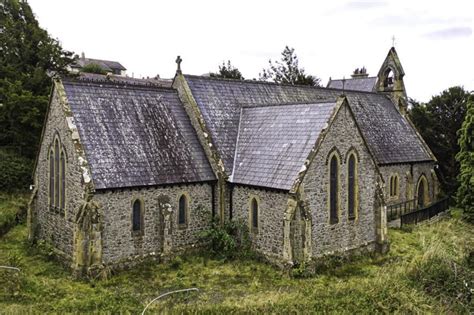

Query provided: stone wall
[379,162,437,207]
[33,84,87,259]
[93,183,214,265]
[302,102,379,257]
[231,186,289,262]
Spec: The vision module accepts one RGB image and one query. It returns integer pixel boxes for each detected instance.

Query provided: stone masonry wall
[379,162,437,207]
[302,102,379,257]
[34,86,86,259]
[93,183,213,265]
[232,186,289,262]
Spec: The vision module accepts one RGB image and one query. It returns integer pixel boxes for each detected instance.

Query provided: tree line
[0,0,472,222]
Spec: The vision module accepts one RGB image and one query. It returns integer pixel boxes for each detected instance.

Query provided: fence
[400,197,449,226]
[387,198,418,221]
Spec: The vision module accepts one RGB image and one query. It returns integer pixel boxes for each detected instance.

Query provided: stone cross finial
[176,55,182,74]
[392,35,396,47]
[342,76,346,94]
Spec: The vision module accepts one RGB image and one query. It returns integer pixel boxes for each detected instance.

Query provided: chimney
[351,66,369,78]
[81,52,85,60]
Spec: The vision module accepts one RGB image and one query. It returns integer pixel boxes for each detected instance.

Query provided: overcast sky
[28,0,473,102]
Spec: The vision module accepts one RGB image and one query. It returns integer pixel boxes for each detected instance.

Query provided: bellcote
[376,47,407,112]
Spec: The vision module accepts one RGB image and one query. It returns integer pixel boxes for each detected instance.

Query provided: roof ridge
[331,76,377,81]
[61,75,176,91]
[243,100,336,109]
[184,74,384,96]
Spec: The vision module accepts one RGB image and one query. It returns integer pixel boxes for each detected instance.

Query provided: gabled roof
[184,75,433,188]
[232,102,336,190]
[62,77,215,190]
[327,77,377,92]
[72,57,127,72]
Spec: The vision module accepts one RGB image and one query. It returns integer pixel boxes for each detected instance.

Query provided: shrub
[199,218,251,259]
[0,150,33,192]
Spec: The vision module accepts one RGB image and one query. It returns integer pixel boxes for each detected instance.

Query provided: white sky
[28,0,473,102]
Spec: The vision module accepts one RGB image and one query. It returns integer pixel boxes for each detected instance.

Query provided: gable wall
[33,86,86,258]
[302,103,379,257]
[93,183,213,265]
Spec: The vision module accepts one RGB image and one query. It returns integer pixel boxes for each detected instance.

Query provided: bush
[0,193,28,236]
[199,218,251,259]
[0,150,33,192]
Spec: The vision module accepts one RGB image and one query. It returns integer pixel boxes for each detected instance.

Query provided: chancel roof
[62,77,215,189]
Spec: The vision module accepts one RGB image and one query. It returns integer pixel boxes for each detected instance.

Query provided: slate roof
[62,77,215,190]
[232,102,336,190]
[327,77,377,92]
[185,75,432,189]
[72,58,127,72]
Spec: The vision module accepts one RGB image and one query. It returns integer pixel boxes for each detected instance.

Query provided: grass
[0,212,473,313]
[0,193,28,236]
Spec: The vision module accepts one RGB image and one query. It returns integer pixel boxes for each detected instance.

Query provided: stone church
[29,47,439,274]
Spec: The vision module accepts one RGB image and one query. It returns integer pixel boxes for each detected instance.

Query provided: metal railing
[400,197,449,226]
[387,198,418,221]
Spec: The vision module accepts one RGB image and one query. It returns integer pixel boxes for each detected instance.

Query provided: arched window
[54,139,60,208]
[49,149,54,208]
[347,153,357,220]
[389,174,399,198]
[132,199,142,232]
[329,155,339,224]
[178,195,187,225]
[60,150,66,210]
[251,198,258,231]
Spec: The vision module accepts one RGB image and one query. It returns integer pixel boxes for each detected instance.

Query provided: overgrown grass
[0,193,28,236]
[0,213,473,313]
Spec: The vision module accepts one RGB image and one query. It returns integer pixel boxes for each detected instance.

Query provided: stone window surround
[248,194,260,234]
[388,173,399,199]
[48,132,67,217]
[177,192,190,229]
[346,150,359,222]
[327,148,342,225]
[130,197,145,237]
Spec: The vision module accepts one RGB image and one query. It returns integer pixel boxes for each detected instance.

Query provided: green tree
[0,0,74,161]
[409,87,471,195]
[456,96,473,221]
[210,60,244,80]
[259,46,320,86]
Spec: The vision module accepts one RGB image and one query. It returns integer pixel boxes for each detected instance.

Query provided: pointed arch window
[329,154,339,224]
[60,150,66,210]
[54,139,60,208]
[251,198,258,232]
[178,194,187,226]
[49,149,54,208]
[347,153,358,220]
[49,136,67,212]
[132,199,143,232]
[389,174,399,198]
